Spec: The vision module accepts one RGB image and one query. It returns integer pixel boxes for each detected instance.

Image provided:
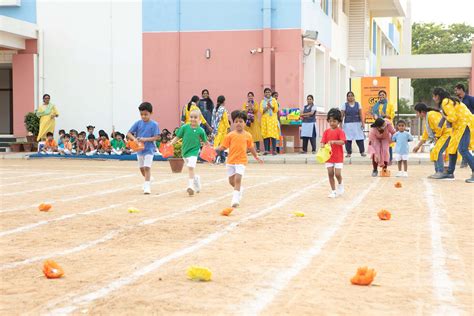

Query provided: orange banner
[360,77,390,123]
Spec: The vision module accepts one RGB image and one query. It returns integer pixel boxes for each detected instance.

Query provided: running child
[392,120,413,177]
[321,108,346,198]
[216,110,263,207]
[169,109,209,196]
[127,102,160,194]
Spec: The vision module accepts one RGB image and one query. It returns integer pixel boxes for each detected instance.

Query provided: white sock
[188,179,194,188]
[144,181,150,186]
[233,190,240,201]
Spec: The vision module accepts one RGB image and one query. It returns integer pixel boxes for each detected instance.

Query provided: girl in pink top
[369,118,396,177]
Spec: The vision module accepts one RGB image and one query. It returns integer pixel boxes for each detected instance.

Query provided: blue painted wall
[142,0,301,32]
[0,0,36,23]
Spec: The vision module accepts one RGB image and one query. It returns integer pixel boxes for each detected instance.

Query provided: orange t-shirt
[100,139,111,149]
[221,130,254,165]
[63,141,72,150]
[45,139,57,148]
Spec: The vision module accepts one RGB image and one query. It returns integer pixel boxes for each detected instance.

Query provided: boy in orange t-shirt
[42,132,58,154]
[217,110,263,207]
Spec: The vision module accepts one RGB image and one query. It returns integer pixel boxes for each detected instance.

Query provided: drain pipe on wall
[262,0,272,89]
[37,29,44,110]
[177,0,182,123]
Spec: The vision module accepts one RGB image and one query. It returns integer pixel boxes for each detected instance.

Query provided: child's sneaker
[403,171,408,177]
[231,191,240,207]
[396,171,403,177]
[328,191,337,198]
[187,179,195,196]
[336,183,344,196]
[193,175,201,193]
[143,182,151,195]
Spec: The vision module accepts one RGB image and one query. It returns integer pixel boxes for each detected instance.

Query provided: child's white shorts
[226,164,246,177]
[325,162,343,169]
[138,154,154,168]
[394,153,409,161]
[184,156,198,168]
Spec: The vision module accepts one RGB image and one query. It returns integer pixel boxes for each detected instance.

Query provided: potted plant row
[24,112,40,143]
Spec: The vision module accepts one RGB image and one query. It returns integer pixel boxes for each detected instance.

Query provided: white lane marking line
[0,176,186,237]
[1,172,59,180]
[0,175,184,214]
[47,179,325,315]
[1,174,134,197]
[0,177,285,271]
[423,179,459,314]
[236,179,380,316]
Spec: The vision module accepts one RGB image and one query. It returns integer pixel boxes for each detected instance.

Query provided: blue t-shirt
[128,120,160,156]
[392,131,413,155]
[461,94,474,114]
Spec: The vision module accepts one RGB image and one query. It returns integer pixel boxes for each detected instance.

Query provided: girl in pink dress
[369,118,396,176]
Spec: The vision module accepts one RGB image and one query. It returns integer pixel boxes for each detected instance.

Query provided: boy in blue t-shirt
[127,102,160,194]
[392,120,413,177]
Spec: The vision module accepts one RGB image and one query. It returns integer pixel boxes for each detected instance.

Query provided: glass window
[332,0,338,23]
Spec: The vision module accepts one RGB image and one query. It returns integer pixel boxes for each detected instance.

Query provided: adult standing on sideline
[454,83,474,168]
[412,103,451,178]
[432,87,474,182]
[371,90,395,161]
[198,89,214,134]
[260,88,280,155]
[242,91,262,152]
[36,94,59,141]
[300,95,318,154]
[454,83,474,114]
[341,91,366,157]
[181,95,212,131]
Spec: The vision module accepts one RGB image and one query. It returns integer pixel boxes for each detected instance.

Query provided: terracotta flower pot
[23,143,33,152]
[168,158,185,173]
[10,143,22,152]
[26,135,36,143]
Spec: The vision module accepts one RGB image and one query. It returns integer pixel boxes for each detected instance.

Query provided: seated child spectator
[86,125,96,139]
[111,131,126,155]
[59,134,73,155]
[69,129,78,153]
[58,129,65,147]
[76,131,87,155]
[98,130,112,154]
[85,134,98,156]
[41,132,58,154]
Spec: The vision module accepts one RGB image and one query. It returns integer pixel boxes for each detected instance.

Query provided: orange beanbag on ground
[42,260,64,279]
[394,181,402,188]
[220,207,233,216]
[350,266,376,286]
[38,203,52,212]
[200,145,217,163]
[377,209,391,220]
[380,169,391,177]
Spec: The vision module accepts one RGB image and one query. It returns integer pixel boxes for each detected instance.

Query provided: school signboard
[350,77,398,123]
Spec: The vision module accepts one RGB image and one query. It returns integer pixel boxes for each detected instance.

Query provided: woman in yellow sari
[432,88,474,182]
[260,88,280,155]
[242,91,262,152]
[412,103,451,177]
[36,94,59,141]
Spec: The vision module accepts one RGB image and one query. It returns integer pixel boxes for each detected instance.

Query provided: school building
[0,0,434,138]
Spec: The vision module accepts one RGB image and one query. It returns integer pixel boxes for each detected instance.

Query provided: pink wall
[12,54,35,137]
[143,29,302,130]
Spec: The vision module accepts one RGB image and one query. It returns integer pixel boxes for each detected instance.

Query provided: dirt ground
[0,159,472,315]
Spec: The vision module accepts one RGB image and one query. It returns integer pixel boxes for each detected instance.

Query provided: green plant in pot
[24,112,40,142]
[168,141,185,173]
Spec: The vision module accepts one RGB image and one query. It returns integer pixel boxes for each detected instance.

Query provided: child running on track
[392,120,413,177]
[127,102,160,194]
[216,110,263,207]
[321,108,346,198]
[169,109,209,196]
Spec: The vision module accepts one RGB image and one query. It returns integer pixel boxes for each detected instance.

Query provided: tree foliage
[411,22,474,104]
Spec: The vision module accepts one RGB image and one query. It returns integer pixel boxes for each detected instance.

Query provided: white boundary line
[235,178,380,316]
[423,179,459,314]
[1,174,134,197]
[0,176,187,238]
[1,172,59,180]
[46,179,326,315]
[0,173,101,188]
[0,177,285,271]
